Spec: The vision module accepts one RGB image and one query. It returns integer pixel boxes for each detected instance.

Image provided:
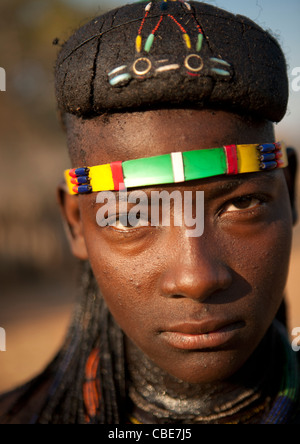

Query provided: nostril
[160,261,233,303]
[170,294,186,299]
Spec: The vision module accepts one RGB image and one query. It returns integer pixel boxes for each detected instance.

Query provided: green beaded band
[65,143,288,195]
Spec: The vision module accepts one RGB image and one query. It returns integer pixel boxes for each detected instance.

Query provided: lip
[160,320,245,351]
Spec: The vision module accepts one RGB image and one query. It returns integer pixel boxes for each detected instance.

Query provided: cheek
[220,213,292,327]
[86,236,163,340]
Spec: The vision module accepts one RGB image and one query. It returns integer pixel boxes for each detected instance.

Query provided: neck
[125,325,281,424]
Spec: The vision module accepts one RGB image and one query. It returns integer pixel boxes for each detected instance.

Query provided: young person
[0,0,299,424]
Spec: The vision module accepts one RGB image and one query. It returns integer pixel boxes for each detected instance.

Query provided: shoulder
[0,386,27,418]
[0,376,53,424]
[291,398,300,425]
[290,352,300,424]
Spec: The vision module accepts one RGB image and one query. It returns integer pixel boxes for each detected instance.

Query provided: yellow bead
[136,35,142,53]
[183,33,192,50]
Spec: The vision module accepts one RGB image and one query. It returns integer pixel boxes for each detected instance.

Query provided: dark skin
[60,109,297,386]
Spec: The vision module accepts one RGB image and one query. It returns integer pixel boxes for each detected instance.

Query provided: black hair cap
[55,0,289,122]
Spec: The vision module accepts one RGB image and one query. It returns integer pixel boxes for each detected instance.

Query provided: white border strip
[171,152,185,183]
[108,65,128,77]
[156,64,180,73]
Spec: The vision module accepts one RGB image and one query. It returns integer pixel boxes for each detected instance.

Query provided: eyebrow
[204,172,278,200]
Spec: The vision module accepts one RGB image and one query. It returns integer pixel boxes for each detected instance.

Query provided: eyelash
[220,193,269,215]
[104,213,151,234]
[112,217,150,231]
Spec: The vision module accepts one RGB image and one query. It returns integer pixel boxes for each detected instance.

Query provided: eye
[223,196,263,213]
[110,214,151,231]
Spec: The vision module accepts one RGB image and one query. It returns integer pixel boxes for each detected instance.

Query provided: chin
[156,349,249,385]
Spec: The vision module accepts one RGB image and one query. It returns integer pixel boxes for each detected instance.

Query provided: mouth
[160,319,245,351]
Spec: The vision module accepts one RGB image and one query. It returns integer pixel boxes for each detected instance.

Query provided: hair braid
[36,261,126,424]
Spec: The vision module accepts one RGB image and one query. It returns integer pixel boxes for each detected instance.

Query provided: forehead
[66,109,275,166]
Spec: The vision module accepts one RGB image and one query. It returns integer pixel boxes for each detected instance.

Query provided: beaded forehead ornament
[108,0,232,87]
[65,143,288,195]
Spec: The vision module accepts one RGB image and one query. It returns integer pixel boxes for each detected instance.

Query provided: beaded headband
[65,143,288,195]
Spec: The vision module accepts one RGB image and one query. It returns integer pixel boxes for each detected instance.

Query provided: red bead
[71,176,90,185]
[72,185,92,194]
[275,142,282,151]
[224,145,238,175]
[111,161,126,191]
[69,169,77,178]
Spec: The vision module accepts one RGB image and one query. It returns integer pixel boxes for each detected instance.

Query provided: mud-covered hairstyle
[55,0,288,122]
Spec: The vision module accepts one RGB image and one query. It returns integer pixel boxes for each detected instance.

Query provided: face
[62,109,295,384]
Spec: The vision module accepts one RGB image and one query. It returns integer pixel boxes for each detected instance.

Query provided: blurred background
[0,0,299,394]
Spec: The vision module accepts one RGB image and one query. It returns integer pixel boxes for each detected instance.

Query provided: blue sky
[63,0,300,147]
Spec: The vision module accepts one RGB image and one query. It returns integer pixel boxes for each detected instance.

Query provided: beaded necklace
[83,322,299,424]
[261,322,299,424]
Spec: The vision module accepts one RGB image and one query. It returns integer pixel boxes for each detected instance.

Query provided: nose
[160,232,232,302]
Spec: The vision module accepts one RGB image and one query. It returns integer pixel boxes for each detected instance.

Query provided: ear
[57,184,89,260]
[283,147,298,225]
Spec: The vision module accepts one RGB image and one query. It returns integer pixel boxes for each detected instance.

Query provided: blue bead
[211,68,230,77]
[109,73,132,87]
[260,153,276,162]
[160,1,168,10]
[260,161,278,170]
[259,144,275,153]
[77,185,92,194]
[75,167,90,177]
[77,176,90,184]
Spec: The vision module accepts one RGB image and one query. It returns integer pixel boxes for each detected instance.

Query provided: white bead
[171,152,185,183]
[145,2,152,12]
